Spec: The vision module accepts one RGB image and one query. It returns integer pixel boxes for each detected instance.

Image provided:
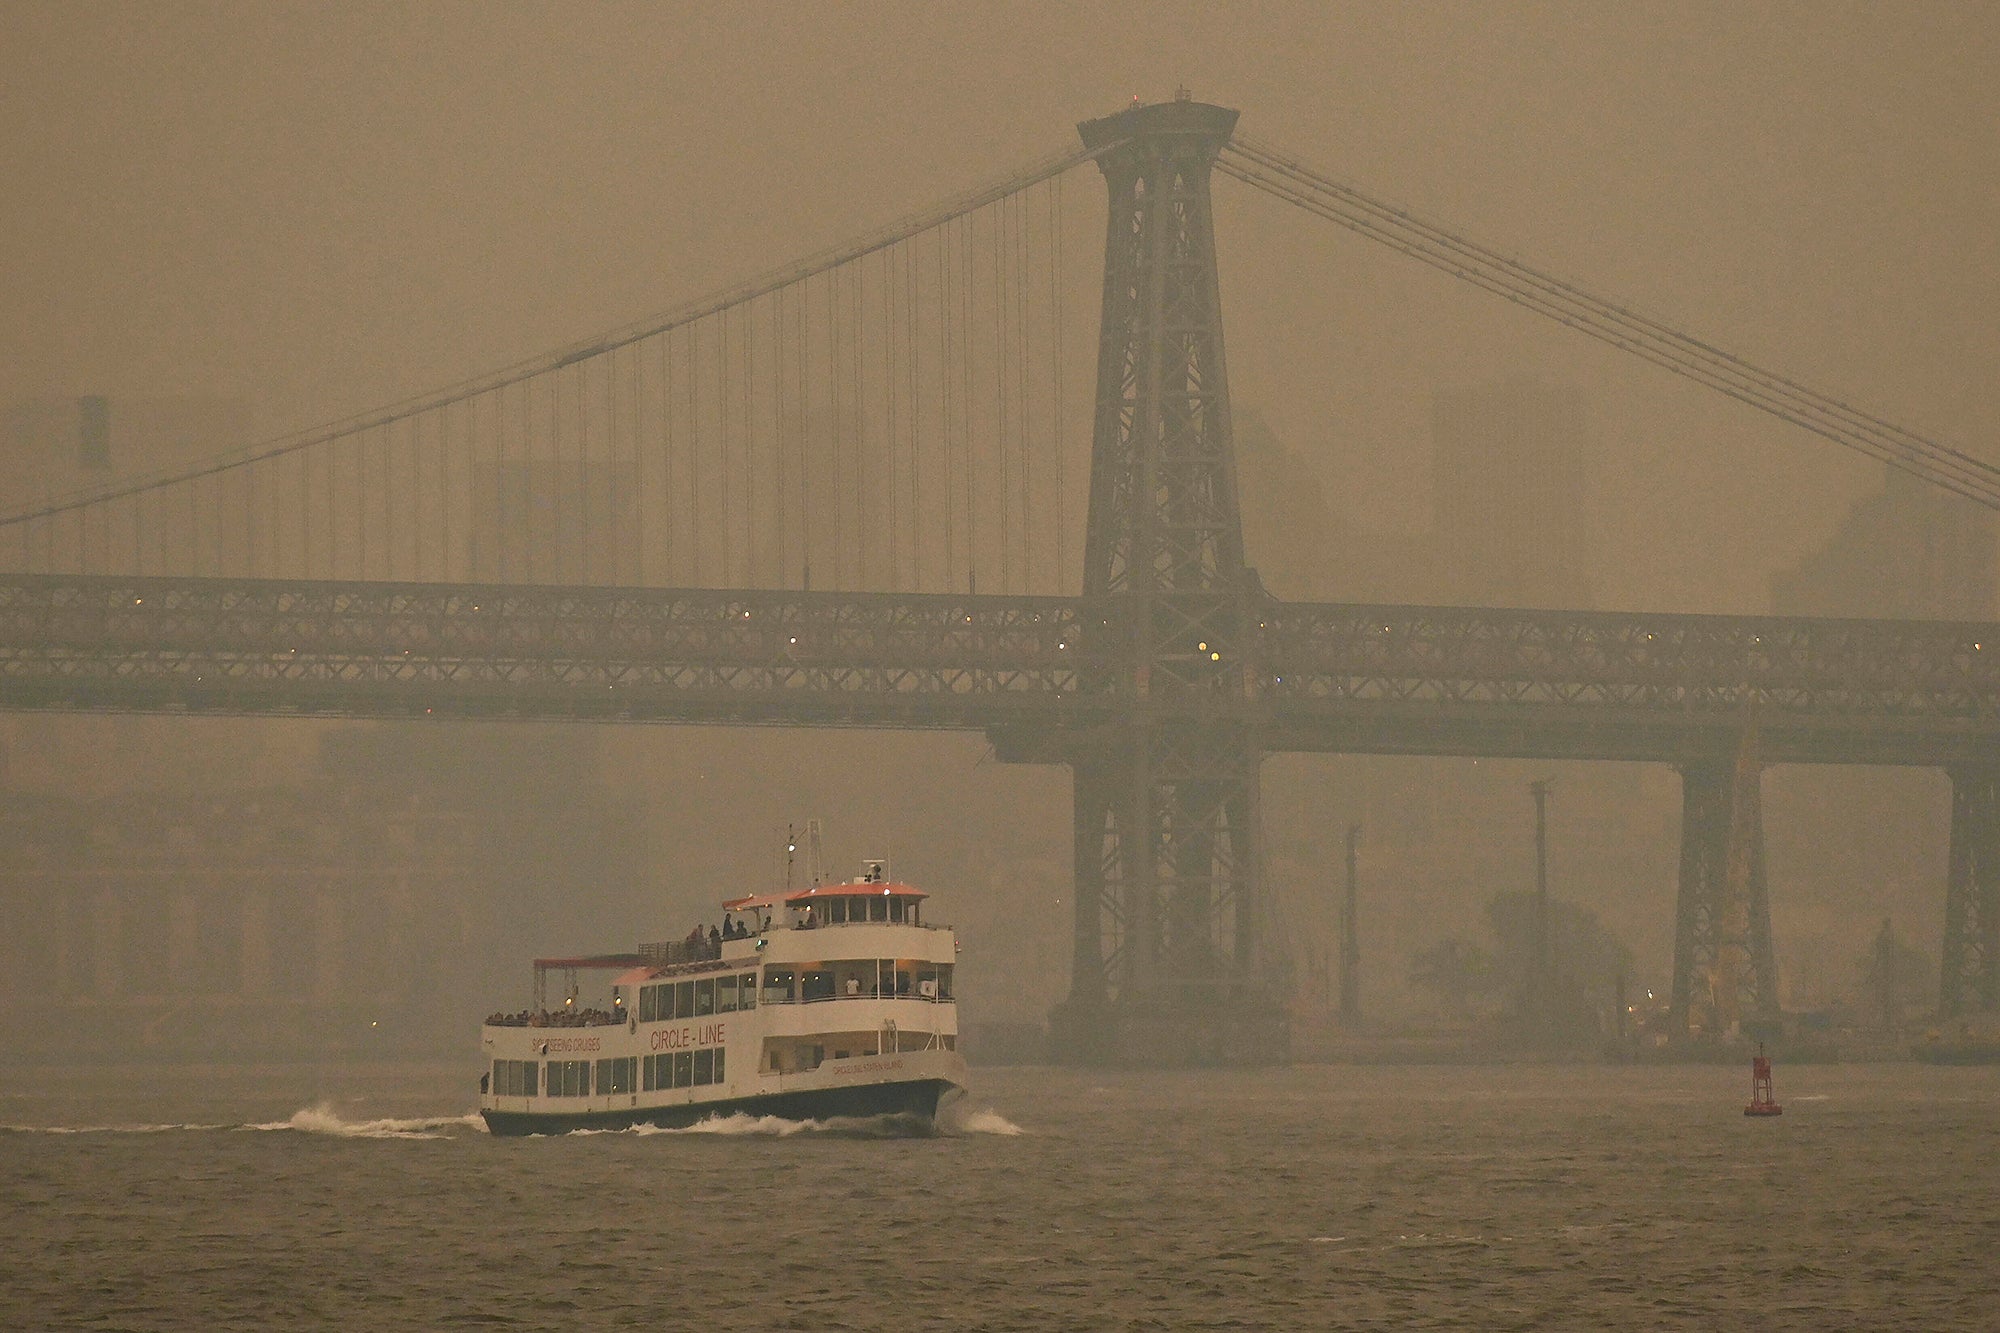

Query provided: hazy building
[1431,381,1592,610]
[1762,468,1984,1013]
[0,723,649,1059]
[468,459,642,585]
[1770,466,1995,621]
[1233,408,1442,604]
[1,393,254,574]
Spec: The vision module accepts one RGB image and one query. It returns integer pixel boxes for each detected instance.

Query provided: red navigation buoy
[1744,1043,1783,1117]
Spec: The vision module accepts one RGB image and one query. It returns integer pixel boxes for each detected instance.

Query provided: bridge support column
[1669,757,1777,1037]
[1051,723,1283,1065]
[1940,765,2000,1018]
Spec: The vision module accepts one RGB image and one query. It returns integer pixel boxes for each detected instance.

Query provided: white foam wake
[247,1103,485,1139]
[939,1104,1024,1136]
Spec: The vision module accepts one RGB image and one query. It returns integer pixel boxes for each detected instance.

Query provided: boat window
[937,964,953,1000]
[910,902,920,926]
[829,897,848,924]
[761,968,795,1004]
[714,1049,726,1083]
[491,1060,538,1097]
[737,972,757,1009]
[716,975,737,1013]
[638,986,654,1024]
[889,898,907,923]
[675,981,693,1018]
[673,1051,694,1088]
[642,1054,659,1091]
[596,1057,636,1096]
[869,896,888,922]
[694,1049,714,1085]
[547,1060,591,1097]
[801,970,835,1003]
[694,979,715,1016]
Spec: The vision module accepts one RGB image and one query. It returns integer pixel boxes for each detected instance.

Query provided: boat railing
[485,1008,627,1029]
[638,939,723,966]
[785,919,953,933]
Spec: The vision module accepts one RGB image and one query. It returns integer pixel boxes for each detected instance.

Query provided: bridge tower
[1042,96,1285,1064]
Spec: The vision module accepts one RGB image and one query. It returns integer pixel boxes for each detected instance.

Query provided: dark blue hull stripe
[481,1077,954,1136]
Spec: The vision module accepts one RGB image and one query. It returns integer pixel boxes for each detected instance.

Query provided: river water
[4,1060,1996,1330]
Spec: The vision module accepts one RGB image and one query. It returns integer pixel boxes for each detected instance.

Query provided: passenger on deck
[708,925,722,953]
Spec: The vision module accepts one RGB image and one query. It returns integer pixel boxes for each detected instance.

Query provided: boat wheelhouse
[478,863,964,1135]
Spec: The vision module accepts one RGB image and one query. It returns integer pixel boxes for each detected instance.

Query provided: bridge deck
[2,574,1995,766]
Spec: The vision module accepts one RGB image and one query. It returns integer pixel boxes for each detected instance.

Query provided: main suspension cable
[3,136,1124,533]
[1218,136,2000,509]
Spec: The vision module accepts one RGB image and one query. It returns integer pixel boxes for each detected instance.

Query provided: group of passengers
[679,916,761,957]
[483,1006,623,1029]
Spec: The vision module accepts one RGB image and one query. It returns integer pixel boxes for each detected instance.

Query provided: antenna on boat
[806,818,825,887]
[785,823,797,892]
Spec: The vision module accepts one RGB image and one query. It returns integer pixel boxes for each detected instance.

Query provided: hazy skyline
[6,2,1996,613]
[1,3,1994,1046]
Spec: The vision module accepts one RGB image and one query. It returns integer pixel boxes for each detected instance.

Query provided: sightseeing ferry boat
[478,861,964,1135]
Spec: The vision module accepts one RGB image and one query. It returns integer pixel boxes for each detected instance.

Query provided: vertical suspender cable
[963,213,977,595]
[909,234,922,592]
[575,362,590,583]
[659,332,670,586]
[690,321,702,586]
[604,350,615,583]
[853,261,866,588]
[746,297,757,588]
[1052,172,1066,593]
[1018,186,1032,592]
[992,200,1007,593]
[939,222,955,593]
[548,368,562,584]
[887,248,897,585]
[881,247,895,590]
[769,292,780,587]
[717,309,728,587]
[829,268,842,588]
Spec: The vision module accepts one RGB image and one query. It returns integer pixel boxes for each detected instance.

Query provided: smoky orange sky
[5,1,1996,613]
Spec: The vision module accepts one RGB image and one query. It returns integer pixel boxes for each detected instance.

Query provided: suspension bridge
[4,96,1996,1060]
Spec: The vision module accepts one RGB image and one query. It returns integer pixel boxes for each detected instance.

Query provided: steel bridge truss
[0,576,1088,727]
[10,575,1996,741]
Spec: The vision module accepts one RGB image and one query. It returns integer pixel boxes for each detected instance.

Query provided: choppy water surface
[4,1061,1997,1330]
